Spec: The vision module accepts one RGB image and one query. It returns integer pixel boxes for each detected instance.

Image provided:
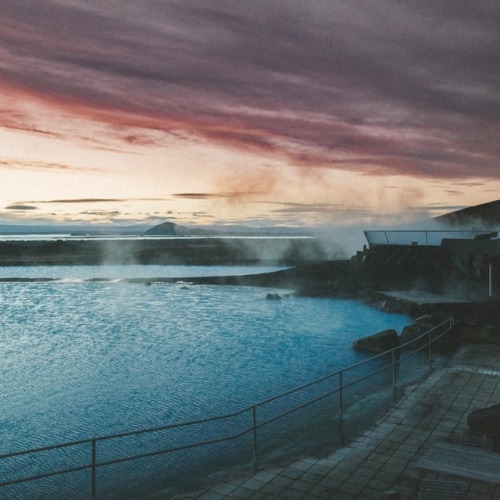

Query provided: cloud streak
[0,158,103,173]
[173,192,263,200]
[5,205,37,211]
[1,0,499,180]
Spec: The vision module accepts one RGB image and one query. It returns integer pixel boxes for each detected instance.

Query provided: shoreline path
[164,344,500,499]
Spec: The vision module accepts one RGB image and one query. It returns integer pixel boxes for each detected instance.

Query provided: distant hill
[144,221,313,237]
[144,221,217,236]
[434,199,500,228]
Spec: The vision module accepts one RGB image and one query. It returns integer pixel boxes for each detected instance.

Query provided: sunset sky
[1,1,499,229]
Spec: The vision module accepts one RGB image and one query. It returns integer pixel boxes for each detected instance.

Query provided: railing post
[392,349,397,399]
[252,406,258,470]
[92,439,97,500]
[428,329,432,368]
[338,371,343,418]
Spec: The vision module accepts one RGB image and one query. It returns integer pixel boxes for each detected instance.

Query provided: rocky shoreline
[185,243,500,346]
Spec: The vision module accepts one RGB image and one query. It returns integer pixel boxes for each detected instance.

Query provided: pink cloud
[0,0,498,181]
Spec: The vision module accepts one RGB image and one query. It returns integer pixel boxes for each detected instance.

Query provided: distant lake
[0,234,313,241]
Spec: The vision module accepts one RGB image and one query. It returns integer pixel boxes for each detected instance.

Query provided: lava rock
[467,402,500,450]
[266,293,281,300]
[353,329,399,353]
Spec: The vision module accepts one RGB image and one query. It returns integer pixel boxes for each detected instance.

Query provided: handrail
[260,317,454,424]
[364,229,498,247]
[1,316,455,498]
[0,405,250,461]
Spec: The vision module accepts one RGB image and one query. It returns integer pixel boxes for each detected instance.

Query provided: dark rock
[467,403,500,451]
[266,293,281,300]
[353,329,399,353]
[378,297,411,315]
[400,314,449,346]
[400,323,432,346]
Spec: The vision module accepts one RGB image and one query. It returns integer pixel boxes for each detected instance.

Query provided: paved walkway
[171,344,500,499]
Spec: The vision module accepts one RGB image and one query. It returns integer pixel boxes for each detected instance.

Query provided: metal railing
[364,230,497,247]
[0,317,455,498]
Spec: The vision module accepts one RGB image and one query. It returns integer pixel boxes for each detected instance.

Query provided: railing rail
[0,317,455,498]
[364,229,497,247]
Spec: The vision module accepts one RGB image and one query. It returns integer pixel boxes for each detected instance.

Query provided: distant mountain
[144,221,217,236]
[144,221,313,237]
[434,199,500,228]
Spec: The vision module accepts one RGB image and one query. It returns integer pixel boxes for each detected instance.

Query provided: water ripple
[1,273,412,497]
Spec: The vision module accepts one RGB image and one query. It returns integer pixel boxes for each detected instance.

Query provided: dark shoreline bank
[0,237,333,266]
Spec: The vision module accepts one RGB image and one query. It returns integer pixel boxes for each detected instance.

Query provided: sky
[1,0,499,229]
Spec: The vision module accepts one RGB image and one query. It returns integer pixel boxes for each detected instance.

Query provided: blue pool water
[0,265,412,498]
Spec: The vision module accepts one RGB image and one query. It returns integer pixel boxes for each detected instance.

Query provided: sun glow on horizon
[2,102,498,228]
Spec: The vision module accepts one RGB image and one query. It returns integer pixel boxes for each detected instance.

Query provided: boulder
[467,403,500,450]
[353,329,399,353]
[399,323,430,346]
[266,293,281,300]
[400,314,448,346]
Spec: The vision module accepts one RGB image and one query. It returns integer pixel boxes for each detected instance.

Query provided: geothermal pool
[0,265,413,498]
